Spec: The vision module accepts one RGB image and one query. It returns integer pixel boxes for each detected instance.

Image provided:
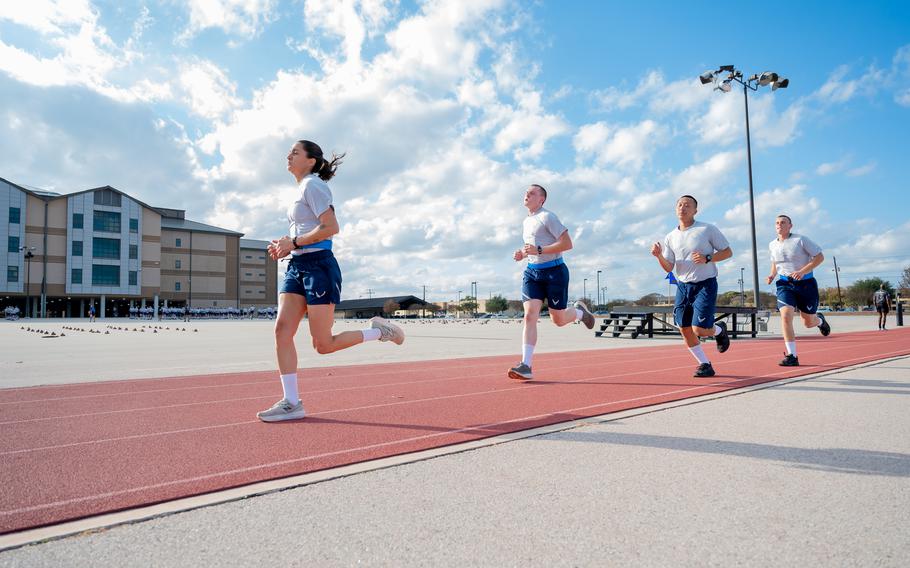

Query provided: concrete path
[1,354,907,566]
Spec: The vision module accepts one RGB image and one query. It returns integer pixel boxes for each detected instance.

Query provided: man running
[873,284,892,331]
[508,184,594,381]
[651,195,732,378]
[765,214,830,366]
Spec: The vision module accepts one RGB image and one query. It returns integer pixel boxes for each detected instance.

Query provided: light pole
[457,290,462,317]
[700,65,789,310]
[739,267,745,306]
[596,270,602,307]
[20,247,36,318]
[471,281,477,315]
[583,278,587,303]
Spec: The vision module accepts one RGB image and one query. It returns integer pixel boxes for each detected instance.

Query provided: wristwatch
[705,254,713,263]
[537,245,543,255]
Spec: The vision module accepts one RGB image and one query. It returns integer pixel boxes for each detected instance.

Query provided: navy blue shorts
[280,250,342,305]
[674,277,718,328]
[522,263,570,310]
[776,277,819,314]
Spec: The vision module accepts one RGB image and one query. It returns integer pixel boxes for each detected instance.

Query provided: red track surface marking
[1,329,908,534]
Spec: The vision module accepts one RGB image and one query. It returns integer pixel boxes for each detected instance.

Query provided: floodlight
[748,74,759,82]
[717,80,733,93]
[718,64,735,73]
[771,78,789,91]
[758,71,778,86]
[699,71,715,85]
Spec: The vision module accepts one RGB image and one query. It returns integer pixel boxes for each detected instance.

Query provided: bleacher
[595,305,769,339]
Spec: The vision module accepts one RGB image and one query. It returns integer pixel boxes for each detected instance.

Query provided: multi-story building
[1,177,276,318]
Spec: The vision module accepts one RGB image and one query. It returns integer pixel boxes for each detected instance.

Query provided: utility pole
[422,285,426,318]
[367,288,373,299]
[833,256,843,307]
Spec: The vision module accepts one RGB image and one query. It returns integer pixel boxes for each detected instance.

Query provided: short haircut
[678,195,697,208]
[530,184,547,201]
[776,214,792,224]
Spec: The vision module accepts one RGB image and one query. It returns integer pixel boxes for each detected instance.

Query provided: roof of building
[160,217,244,236]
[336,295,427,310]
[240,238,271,249]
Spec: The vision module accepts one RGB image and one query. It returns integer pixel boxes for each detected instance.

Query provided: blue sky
[1,0,908,303]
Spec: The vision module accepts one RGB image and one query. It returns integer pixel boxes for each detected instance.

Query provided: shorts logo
[315,291,326,298]
[698,316,706,323]
[806,305,814,311]
[551,298,561,306]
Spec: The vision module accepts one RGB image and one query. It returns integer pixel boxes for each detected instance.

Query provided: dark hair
[678,195,698,208]
[530,184,548,201]
[776,214,792,224]
[298,140,345,181]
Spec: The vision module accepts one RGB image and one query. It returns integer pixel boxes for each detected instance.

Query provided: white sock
[713,324,723,335]
[575,308,584,320]
[688,345,710,365]
[785,341,797,356]
[280,373,299,403]
[361,328,381,342]
[522,344,535,367]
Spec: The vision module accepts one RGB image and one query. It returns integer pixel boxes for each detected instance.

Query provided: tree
[900,265,910,295]
[486,294,508,313]
[846,278,893,307]
[460,295,478,315]
[383,299,401,316]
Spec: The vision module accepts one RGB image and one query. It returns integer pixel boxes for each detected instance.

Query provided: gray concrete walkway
[1,354,907,566]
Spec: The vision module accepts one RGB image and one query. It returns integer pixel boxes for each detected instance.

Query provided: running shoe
[817,313,831,337]
[371,316,405,345]
[574,301,595,330]
[257,398,306,422]
[779,353,799,367]
[693,363,715,378]
[508,362,533,381]
[714,321,730,353]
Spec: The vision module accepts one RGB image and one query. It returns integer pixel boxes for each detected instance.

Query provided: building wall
[65,191,143,297]
[239,245,275,306]
[1,180,27,294]
[160,229,240,307]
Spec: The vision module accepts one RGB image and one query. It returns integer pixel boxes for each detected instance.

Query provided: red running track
[1,328,908,534]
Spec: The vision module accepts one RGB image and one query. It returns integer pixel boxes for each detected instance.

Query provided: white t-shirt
[662,221,730,283]
[769,233,822,278]
[287,174,333,255]
[523,208,568,264]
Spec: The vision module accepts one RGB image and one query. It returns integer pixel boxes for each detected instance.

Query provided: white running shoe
[371,316,405,345]
[257,398,306,422]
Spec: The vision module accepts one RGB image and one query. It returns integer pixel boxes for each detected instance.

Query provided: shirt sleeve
[709,224,731,252]
[303,180,333,218]
[542,212,568,240]
[662,233,675,264]
[800,236,822,258]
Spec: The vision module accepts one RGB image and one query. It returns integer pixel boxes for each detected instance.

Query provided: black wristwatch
[705,254,713,263]
[537,245,543,255]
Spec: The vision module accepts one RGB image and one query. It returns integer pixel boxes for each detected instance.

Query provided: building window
[72,240,83,256]
[6,266,18,283]
[176,237,182,247]
[92,237,121,259]
[9,207,20,224]
[129,271,137,286]
[129,244,138,259]
[93,189,122,207]
[175,259,181,269]
[91,265,120,286]
[175,281,181,291]
[73,213,83,229]
[8,236,19,253]
[129,218,138,233]
[245,255,252,259]
[258,256,265,261]
[72,268,82,284]
[93,210,121,233]
[245,272,252,277]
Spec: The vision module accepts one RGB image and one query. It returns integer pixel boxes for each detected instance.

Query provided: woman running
[258,140,404,422]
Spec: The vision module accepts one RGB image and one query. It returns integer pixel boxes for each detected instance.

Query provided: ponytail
[298,139,345,181]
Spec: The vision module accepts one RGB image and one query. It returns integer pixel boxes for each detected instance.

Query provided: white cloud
[573,119,667,171]
[179,0,278,41]
[846,162,876,177]
[816,158,848,176]
[591,70,664,111]
[178,59,241,119]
